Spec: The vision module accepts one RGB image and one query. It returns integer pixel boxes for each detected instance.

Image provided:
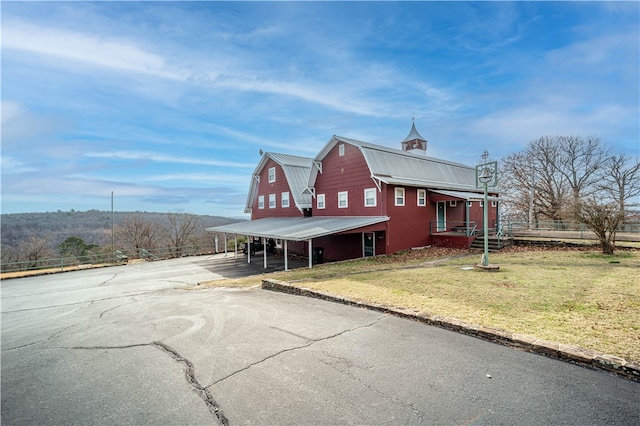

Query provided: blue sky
[2,1,638,217]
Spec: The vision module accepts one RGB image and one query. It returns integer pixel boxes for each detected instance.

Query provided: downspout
[465,200,470,237]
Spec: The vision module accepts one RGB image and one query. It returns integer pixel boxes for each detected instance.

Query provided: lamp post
[478,168,492,266]
[475,161,498,271]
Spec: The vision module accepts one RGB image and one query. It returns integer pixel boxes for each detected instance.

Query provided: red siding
[313,143,384,216]
[385,185,432,253]
[250,158,303,220]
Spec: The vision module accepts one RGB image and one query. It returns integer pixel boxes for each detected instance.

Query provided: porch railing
[429,221,478,236]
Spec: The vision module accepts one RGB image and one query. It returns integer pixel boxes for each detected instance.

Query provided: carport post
[308,239,313,269]
[284,240,288,271]
[247,235,251,264]
[234,234,238,260]
[263,237,267,269]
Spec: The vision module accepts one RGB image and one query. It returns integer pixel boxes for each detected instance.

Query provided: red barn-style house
[207,123,499,269]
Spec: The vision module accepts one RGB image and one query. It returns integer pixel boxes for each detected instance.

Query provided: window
[281,191,290,208]
[339,144,345,156]
[467,201,473,207]
[480,201,484,208]
[395,187,405,206]
[449,200,457,207]
[364,188,377,207]
[269,193,276,208]
[417,189,426,206]
[317,193,325,209]
[258,195,264,209]
[268,167,276,183]
[491,201,497,207]
[338,191,348,208]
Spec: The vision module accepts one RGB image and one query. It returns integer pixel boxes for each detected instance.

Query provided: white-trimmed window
[269,193,276,208]
[467,201,473,207]
[491,200,497,207]
[364,188,377,207]
[281,191,290,208]
[339,144,345,156]
[317,193,326,209]
[338,191,348,208]
[268,167,276,183]
[395,187,405,206]
[417,189,426,206]
[258,195,265,209]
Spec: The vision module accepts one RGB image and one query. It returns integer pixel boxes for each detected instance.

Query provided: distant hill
[1,210,244,252]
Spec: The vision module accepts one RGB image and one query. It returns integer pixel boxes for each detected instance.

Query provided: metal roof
[245,152,314,213]
[207,216,389,241]
[430,189,500,202]
[309,135,478,192]
[267,152,314,168]
[402,121,427,143]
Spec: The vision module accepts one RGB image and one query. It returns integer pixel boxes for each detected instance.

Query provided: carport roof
[206,216,389,241]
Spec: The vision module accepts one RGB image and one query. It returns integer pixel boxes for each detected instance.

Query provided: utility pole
[111,191,115,256]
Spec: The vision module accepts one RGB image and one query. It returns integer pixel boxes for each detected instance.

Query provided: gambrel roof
[307,135,480,193]
[245,152,314,213]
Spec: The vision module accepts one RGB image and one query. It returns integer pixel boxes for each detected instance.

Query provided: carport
[206,216,389,271]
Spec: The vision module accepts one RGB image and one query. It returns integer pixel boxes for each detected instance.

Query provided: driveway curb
[262,278,640,382]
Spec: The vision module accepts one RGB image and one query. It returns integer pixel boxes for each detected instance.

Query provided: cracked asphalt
[2,254,639,425]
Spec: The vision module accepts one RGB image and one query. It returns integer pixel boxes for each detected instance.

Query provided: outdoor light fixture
[475,161,499,271]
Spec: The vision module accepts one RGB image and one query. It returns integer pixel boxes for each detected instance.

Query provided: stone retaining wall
[262,278,639,382]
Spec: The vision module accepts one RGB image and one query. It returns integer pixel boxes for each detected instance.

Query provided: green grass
[199,247,640,361]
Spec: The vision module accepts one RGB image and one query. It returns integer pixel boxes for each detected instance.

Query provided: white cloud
[84,150,255,169]
[546,31,639,71]
[0,101,66,146]
[0,156,38,174]
[143,173,249,186]
[2,21,189,80]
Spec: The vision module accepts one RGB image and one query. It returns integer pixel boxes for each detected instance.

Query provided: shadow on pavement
[193,252,311,279]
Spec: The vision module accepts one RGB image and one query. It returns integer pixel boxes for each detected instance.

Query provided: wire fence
[502,220,640,241]
[503,220,640,233]
[0,242,229,274]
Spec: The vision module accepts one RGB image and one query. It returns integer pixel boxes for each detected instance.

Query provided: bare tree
[19,236,53,268]
[1,247,21,271]
[599,155,640,221]
[116,214,159,256]
[554,135,609,205]
[576,197,624,255]
[164,213,202,257]
[500,135,613,225]
[500,138,570,224]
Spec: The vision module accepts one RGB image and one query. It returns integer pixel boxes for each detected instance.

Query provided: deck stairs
[469,235,513,252]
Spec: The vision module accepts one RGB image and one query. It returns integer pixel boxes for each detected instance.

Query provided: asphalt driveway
[2,254,638,425]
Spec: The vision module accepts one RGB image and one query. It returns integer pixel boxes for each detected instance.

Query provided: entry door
[436,202,446,232]
[364,232,375,257]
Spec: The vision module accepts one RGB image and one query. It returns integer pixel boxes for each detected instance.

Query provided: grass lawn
[199,247,640,362]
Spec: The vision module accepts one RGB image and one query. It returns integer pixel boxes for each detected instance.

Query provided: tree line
[499,135,640,254]
[1,211,243,266]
